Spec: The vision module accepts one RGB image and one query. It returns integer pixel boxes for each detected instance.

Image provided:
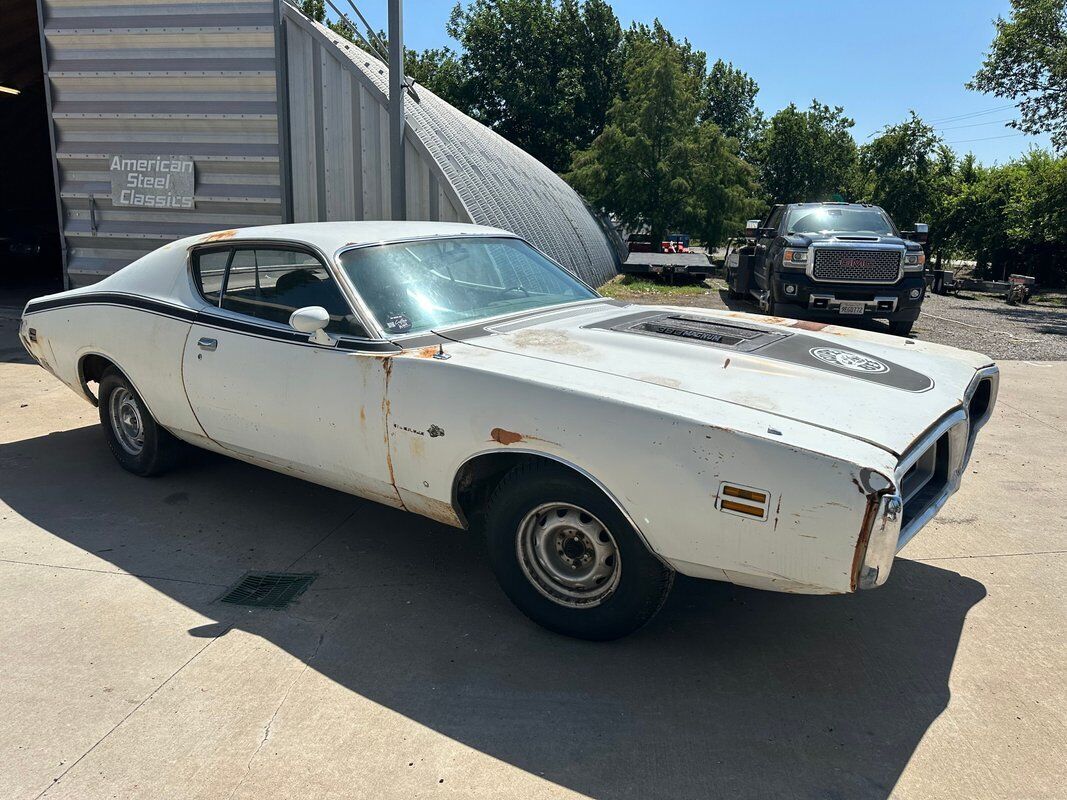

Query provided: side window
[195,250,229,305]
[198,247,367,337]
[765,206,784,232]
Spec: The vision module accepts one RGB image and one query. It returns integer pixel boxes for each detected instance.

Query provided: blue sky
[352,0,1051,164]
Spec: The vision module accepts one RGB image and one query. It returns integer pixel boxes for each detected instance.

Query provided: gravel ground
[607,279,1067,360]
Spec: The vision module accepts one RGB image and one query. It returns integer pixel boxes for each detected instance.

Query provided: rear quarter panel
[21,302,202,440]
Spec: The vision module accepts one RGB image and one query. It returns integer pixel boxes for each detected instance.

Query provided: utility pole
[388,0,406,220]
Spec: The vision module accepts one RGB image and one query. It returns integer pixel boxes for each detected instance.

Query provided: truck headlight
[784,248,808,264]
[903,252,926,269]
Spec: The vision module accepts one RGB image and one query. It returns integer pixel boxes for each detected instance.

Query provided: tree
[446,0,624,172]
[969,0,1067,152]
[567,33,757,246]
[702,59,764,158]
[753,101,858,203]
[856,113,942,229]
[404,47,471,111]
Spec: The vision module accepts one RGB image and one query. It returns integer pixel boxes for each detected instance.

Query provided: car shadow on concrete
[0,426,987,800]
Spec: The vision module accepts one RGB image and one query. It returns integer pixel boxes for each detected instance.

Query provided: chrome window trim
[187,238,381,341]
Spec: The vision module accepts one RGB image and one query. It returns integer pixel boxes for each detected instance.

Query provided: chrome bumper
[858,365,1000,589]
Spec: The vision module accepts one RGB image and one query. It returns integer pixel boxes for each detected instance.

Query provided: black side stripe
[23,292,401,354]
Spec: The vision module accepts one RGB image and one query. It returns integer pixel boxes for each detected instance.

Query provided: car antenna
[433,342,451,360]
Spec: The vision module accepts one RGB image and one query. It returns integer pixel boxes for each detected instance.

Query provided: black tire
[484,462,674,640]
[98,367,182,476]
[888,320,915,336]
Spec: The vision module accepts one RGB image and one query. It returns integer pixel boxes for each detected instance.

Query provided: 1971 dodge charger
[19,222,999,639]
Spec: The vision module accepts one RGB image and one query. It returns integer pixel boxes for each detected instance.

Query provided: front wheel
[98,368,182,476]
[484,462,674,640]
[888,320,915,336]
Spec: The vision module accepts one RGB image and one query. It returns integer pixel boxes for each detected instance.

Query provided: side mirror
[289,305,334,345]
[744,219,761,239]
[910,223,929,243]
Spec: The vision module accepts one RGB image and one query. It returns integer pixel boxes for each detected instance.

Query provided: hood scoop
[585,311,789,352]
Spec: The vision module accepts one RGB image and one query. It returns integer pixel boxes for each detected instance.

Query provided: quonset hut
[26,0,621,288]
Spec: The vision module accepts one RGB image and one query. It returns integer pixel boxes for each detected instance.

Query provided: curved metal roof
[311,22,619,287]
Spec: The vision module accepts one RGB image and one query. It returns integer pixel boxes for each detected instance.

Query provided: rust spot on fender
[490,427,560,447]
[404,345,438,359]
[490,427,524,445]
[850,495,879,592]
[723,358,731,369]
[201,229,238,243]
[791,320,828,332]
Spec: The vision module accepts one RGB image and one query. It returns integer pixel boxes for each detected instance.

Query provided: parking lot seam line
[996,400,1067,434]
[33,629,230,800]
[919,311,1044,343]
[915,549,1067,562]
[0,557,229,587]
[225,615,338,800]
[283,506,361,570]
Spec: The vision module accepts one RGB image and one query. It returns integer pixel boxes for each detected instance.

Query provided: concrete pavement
[0,311,1064,799]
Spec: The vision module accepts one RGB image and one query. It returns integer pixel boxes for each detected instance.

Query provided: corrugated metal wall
[37,0,618,288]
[282,10,466,225]
[40,0,285,286]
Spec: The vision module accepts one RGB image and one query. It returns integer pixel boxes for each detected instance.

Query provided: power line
[937,118,1017,131]
[926,104,1016,124]
[947,132,1028,145]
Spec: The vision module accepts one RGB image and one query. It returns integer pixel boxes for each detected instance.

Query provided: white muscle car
[20,222,999,639]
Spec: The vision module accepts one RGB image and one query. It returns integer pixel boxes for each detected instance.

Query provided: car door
[754,205,784,289]
[181,243,402,507]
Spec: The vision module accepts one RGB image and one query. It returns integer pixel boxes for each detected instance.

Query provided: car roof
[184,221,515,253]
[785,202,881,210]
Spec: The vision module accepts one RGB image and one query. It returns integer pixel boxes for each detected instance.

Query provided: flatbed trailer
[621,251,713,278]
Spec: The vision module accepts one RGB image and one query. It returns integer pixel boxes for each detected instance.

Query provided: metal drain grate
[218,572,317,609]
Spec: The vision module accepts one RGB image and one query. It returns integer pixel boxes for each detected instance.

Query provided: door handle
[197,337,218,351]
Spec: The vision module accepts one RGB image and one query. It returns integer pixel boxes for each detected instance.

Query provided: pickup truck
[725,202,929,336]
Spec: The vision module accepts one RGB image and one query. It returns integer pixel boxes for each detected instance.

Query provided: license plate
[838,302,865,315]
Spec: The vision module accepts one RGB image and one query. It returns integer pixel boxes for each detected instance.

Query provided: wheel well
[78,353,117,406]
[453,452,613,532]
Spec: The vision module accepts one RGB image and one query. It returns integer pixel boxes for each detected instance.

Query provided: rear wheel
[98,368,182,476]
[484,462,674,640]
[888,320,915,336]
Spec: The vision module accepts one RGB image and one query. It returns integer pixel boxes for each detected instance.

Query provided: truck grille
[812,248,901,283]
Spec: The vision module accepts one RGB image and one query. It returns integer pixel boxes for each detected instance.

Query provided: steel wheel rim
[516,502,621,608]
[109,386,145,456]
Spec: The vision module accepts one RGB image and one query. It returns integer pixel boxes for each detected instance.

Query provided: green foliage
[566,31,758,246]
[702,59,764,158]
[443,0,624,172]
[856,113,942,230]
[946,150,1067,284]
[753,101,858,203]
[969,0,1067,152]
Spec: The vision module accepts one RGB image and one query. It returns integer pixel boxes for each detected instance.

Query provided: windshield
[338,236,598,335]
[785,207,895,236]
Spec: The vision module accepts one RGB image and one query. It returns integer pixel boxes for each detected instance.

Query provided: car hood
[785,233,911,248]
[441,301,993,458]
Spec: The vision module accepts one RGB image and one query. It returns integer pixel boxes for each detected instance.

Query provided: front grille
[812,248,901,283]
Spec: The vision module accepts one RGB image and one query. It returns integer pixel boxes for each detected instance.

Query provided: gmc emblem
[841,257,872,269]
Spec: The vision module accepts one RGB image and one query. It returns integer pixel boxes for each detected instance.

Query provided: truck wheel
[98,367,182,476]
[888,320,915,336]
[484,461,674,640]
